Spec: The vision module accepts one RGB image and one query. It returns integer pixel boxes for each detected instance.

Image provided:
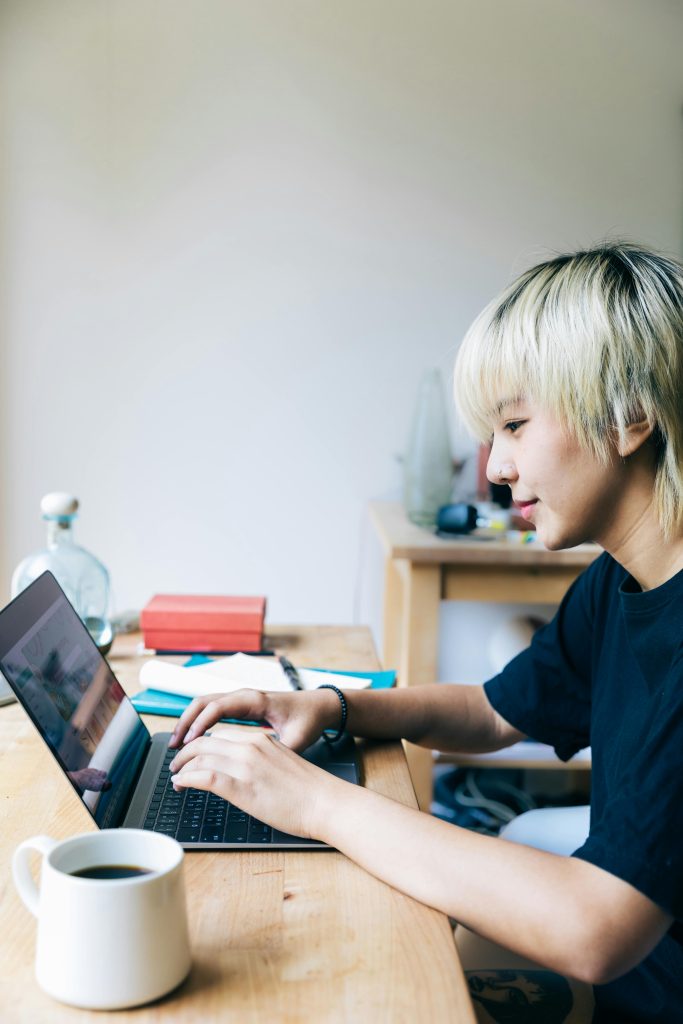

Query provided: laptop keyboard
[143,747,273,844]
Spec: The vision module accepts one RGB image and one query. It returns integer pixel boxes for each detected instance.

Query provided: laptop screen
[0,572,150,828]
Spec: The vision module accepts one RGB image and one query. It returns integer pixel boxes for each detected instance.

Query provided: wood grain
[0,626,475,1023]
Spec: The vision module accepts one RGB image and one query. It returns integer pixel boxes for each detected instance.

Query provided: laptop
[0,674,16,706]
[0,571,360,849]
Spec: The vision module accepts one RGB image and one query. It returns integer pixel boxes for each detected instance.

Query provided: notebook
[138,652,375,700]
[131,655,395,720]
[0,572,360,850]
[132,663,396,721]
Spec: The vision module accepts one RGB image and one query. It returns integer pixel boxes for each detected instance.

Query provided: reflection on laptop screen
[0,573,149,827]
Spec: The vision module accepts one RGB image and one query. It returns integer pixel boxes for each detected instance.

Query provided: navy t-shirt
[484,552,683,1023]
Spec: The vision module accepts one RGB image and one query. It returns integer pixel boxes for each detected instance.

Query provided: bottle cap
[41,492,79,519]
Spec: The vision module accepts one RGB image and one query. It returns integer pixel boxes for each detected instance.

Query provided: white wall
[1,3,682,671]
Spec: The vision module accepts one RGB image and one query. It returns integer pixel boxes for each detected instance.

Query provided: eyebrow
[492,396,523,416]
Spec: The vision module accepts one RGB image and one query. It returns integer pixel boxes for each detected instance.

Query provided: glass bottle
[11,493,113,653]
[403,368,454,527]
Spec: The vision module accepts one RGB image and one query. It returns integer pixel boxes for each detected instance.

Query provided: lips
[515,499,538,521]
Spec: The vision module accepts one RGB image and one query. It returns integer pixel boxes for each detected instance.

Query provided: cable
[455,775,517,824]
[433,767,539,836]
[485,777,536,813]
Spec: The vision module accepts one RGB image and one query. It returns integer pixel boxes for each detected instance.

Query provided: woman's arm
[319,780,673,985]
[169,728,670,985]
[343,682,525,752]
[170,683,524,755]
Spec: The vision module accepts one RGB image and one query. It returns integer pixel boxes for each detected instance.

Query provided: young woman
[169,243,683,1023]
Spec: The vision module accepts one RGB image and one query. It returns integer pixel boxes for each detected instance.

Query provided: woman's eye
[504,420,525,434]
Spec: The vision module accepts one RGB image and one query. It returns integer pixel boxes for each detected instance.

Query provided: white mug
[13,828,192,1010]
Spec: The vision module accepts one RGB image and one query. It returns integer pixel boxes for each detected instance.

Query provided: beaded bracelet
[318,683,348,744]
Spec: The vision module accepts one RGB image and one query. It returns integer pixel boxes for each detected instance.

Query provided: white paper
[139,653,372,701]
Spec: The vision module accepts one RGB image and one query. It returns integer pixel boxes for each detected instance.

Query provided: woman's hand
[168,726,347,839]
[168,687,339,753]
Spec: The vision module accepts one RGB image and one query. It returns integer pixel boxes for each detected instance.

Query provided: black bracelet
[318,684,348,744]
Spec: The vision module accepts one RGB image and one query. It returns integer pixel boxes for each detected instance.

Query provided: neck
[598,461,683,591]
[606,516,683,591]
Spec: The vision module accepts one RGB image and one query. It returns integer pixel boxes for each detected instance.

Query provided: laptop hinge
[122,732,170,828]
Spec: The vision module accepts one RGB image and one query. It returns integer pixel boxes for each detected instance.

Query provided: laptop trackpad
[301,735,359,784]
[323,763,356,783]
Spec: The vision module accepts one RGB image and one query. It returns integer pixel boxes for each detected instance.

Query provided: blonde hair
[454,243,683,537]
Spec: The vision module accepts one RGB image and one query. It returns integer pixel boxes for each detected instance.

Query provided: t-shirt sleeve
[572,651,683,918]
[483,556,604,762]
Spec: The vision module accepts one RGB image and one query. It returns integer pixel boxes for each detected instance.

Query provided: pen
[278,655,304,691]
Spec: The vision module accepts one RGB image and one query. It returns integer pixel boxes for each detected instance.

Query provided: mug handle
[12,835,58,917]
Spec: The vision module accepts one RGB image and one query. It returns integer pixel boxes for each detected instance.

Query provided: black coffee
[70,864,152,880]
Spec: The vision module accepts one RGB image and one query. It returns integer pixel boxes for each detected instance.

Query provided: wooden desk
[0,626,475,1024]
[369,502,600,807]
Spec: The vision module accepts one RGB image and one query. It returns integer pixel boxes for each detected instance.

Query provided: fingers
[168,694,221,748]
[169,690,267,748]
[170,759,237,802]
[169,728,277,774]
[169,731,279,802]
[168,729,334,839]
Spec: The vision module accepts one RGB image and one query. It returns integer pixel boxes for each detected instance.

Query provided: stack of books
[140,594,266,653]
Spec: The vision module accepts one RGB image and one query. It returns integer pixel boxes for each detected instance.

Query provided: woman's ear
[618,418,655,458]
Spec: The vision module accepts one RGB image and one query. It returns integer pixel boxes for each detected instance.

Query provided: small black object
[318,683,348,744]
[436,503,479,534]
[278,655,304,690]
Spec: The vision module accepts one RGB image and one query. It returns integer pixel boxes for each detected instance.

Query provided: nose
[486,441,517,486]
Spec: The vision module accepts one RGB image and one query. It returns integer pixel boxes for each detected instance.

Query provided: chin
[545,538,582,551]
[539,535,566,551]
[536,523,586,551]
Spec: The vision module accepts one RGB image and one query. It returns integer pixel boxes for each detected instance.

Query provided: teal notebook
[131,660,396,724]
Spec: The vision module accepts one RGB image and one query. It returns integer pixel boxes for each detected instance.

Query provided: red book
[141,594,266,652]
[141,594,266,633]
[142,629,262,653]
